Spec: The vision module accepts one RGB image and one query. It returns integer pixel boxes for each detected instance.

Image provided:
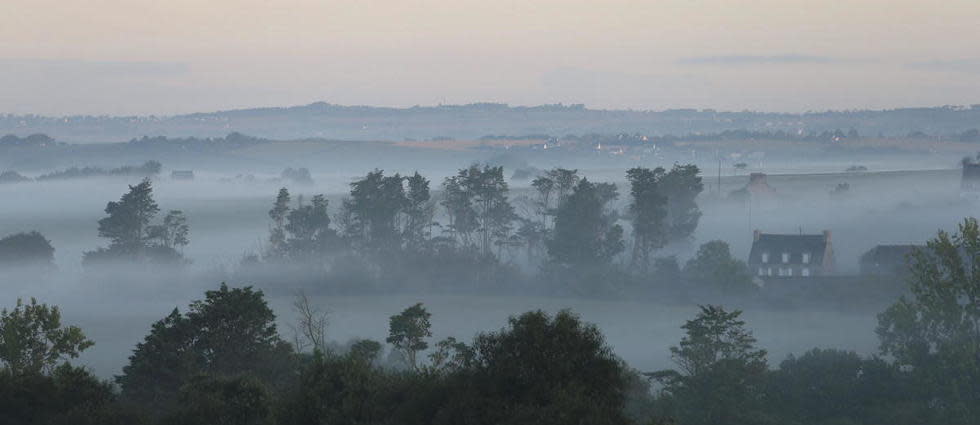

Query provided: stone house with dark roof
[748,230,834,278]
[859,244,920,276]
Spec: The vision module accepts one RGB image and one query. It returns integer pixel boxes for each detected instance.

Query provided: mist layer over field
[0,154,970,379]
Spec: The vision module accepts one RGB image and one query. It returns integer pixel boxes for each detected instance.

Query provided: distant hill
[2,102,980,143]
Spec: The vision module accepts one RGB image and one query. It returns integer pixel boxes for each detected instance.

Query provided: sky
[1,0,979,116]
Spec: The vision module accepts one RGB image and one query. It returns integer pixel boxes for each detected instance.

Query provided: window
[787,267,794,277]
[782,252,790,263]
[762,252,769,263]
[802,252,811,264]
[802,268,810,277]
[758,267,764,276]
[767,267,773,276]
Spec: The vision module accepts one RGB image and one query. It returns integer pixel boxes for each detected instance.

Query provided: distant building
[171,170,195,180]
[748,230,835,278]
[729,172,777,205]
[962,163,980,199]
[746,173,777,198]
[860,244,920,276]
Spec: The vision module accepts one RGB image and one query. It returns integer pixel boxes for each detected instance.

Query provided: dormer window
[802,252,811,264]
[762,252,769,263]
[782,252,790,263]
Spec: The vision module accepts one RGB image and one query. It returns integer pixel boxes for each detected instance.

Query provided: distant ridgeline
[3,103,980,142]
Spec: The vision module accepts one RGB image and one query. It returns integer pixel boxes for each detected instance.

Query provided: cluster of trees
[0,231,55,268]
[83,179,189,266]
[251,164,704,292]
[35,161,162,182]
[0,284,643,424]
[5,218,980,424]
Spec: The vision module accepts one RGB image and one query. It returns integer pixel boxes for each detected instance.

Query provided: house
[748,230,834,278]
[859,244,920,276]
[171,170,195,180]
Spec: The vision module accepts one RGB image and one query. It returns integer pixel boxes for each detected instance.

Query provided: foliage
[164,375,275,425]
[0,298,93,375]
[84,178,189,265]
[547,178,624,266]
[117,283,296,412]
[649,305,768,425]
[660,164,703,243]
[626,167,668,269]
[386,303,432,370]
[876,217,980,421]
[451,310,632,425]
[684,240,755,294]
[0,231,55,267]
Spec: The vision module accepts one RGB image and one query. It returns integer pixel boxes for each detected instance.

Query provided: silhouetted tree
[0,231,55,268]
[386,303,432,370]
[649,305,768,425]
[547,178,624,266]
[627,167,668,269]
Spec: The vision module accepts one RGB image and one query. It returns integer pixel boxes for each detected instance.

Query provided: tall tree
[649,305,768,425]
[341,170,407,252]
[626,167,668,269]
[267,188,291,258]
[95,178,159,257]
[547,178,624,266]
[285,194,336,259]
[661,164,704,243]
[149,210,190,252]
[403,172,434,248]
[386,303,432,370]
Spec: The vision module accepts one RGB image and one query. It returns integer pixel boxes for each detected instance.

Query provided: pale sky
[1,0,979,115]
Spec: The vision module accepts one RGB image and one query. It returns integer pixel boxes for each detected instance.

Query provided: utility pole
[717,157,722,196]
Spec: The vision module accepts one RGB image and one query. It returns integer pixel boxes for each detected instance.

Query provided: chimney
[823,230,832,242]
[753,229,761,242]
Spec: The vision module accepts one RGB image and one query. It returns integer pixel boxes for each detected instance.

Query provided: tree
[86,178,189,264]
[626,167,668,269]
[403,172,434,247]
[267,188,291,259]
[684,240,754,294]
[0,298,93,375]
[649,305,768,425]
[290,291,328,354]
[95,178,159,257]
[661,164,703,243]
[443,165,516,257]
[451,310,631,425]
[0,231,55,267]
[547,178,624,266]
[876,217,980,421]
[386,303,432,370]
[118,283,295,411]
[285,194,336,259]
[341,170,407,252]
[164,375,275,425]
[441,173,478,247]
[148,210,190,252]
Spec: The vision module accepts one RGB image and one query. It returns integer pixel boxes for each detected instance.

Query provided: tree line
[3,218,980,424]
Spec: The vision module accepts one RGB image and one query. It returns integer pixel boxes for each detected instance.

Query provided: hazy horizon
[3,0,979,116]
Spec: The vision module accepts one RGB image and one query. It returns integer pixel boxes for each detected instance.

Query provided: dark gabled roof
[860,244,921,265]
[749,233,828,265]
